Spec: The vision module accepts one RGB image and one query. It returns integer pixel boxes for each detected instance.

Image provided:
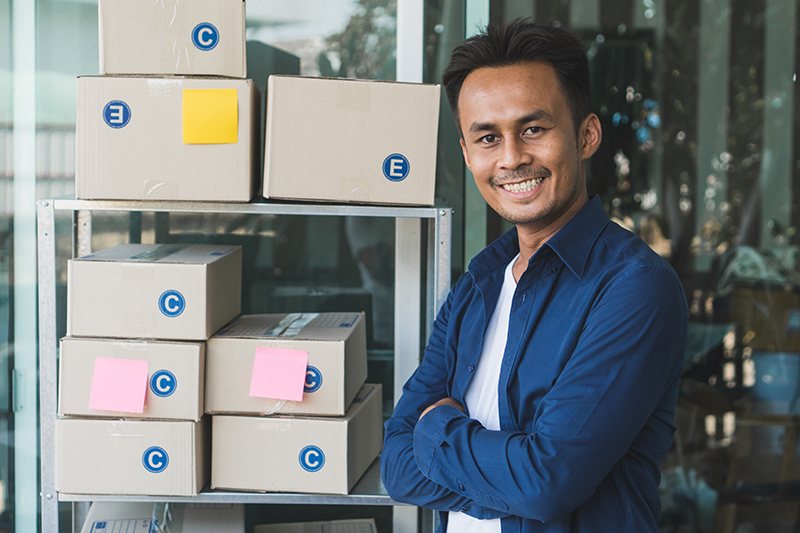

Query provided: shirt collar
[543,195,610,279]
[469,195,610,280]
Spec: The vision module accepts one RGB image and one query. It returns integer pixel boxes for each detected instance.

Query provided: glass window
[477,0,800,530]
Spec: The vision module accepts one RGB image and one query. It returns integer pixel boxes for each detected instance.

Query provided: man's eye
[525,126,542,135]
[479,134,497,144]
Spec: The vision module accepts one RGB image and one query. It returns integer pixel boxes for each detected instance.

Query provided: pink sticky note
[88,357,149,414]
[249,347,309,402]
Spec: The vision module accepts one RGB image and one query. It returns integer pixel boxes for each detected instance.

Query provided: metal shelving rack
[37,198,452,533]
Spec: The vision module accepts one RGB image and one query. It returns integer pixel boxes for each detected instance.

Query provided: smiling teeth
[502,177,543,193]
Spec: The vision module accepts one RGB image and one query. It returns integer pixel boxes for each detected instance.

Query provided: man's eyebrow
[467,110,553,134]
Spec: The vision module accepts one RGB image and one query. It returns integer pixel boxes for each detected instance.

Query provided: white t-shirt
[447,255,518,533]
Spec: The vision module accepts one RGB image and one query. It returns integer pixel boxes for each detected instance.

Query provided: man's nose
[499,138,532,170]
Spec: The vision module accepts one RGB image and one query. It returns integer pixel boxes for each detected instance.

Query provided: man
[381,19,688,533]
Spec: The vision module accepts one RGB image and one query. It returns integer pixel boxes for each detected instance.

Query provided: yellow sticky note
[182,89,238,144]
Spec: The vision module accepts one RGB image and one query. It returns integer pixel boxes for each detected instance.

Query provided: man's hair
[442,19,591,136]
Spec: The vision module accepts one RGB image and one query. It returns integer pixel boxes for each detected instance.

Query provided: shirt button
[468,364,475,372]
[458,484,465,491]
[551,267,558,273]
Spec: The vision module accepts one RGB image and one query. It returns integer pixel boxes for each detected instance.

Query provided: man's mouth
[501,176,545,193]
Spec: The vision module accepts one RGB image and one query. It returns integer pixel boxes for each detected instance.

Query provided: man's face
[458,62,601,233]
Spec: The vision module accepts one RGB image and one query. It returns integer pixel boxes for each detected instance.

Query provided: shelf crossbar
[51,198,445,219]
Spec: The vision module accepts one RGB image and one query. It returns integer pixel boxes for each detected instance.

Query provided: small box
[205,313,367,416]
[264,76,439,206]
[99,0,246,77]
[67,244,241,341]
[211,384,383,495]
[58,337,205,421]
[80,502,245,533]
[254,519,377,533]
[76,76,259,202]
[57,417,210,497]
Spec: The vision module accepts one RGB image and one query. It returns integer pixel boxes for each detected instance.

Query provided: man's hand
[419,397,466,421]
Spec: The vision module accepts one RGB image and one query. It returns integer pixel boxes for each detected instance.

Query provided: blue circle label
[192,22,219,51]
[304,366,323,393]
[158,290,185,317]
[142,446,169,473]
[103,100,131,129]
[150,370,177,397]
[382,153,410,182]
[299,445,325,472]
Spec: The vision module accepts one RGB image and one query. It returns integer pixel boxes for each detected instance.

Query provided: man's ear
[460,138,472,171]
[579,114,602,160]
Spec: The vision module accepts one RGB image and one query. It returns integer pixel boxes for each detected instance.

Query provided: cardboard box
[57,417,210,496]
[264,76,439,205]
[76,76,259,202]
[255,519,377,533]
[58,337,205,421]
[67,244,241,341]
[99,0,246,77]
[205,313,367,416]
[211,384,383,495]
[80,502,244,533]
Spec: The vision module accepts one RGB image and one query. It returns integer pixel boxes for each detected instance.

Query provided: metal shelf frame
[37,197,452,533]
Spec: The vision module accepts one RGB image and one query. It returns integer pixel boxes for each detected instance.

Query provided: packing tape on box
[340,175,374,200]
[260,398,289,416]
[107,420,144,438]
[263,313,319,337]
[144,180,179,199]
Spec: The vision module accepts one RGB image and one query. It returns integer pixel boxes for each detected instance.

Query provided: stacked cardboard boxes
[63,0,442,507]
[205,313,383,495]
[57,243,242,497]
[76,0,259,202]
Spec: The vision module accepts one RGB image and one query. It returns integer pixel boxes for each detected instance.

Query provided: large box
[58,337,205,421]
[80,502,244,533]
[57,417,210,497]
[255,519,377,533]
[211,384,383,495]
[76,76,259,202]
[205,313,367,416]
[67,244,241,341]
[99,0,246,77]
[264,76,439,205]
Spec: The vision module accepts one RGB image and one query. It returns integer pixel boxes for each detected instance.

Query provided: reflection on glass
[488,1,800,531]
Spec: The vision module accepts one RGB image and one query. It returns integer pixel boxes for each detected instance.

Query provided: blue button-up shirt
[382,196,688,532]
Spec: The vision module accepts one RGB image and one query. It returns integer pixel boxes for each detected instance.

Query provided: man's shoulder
[591,221,681,285]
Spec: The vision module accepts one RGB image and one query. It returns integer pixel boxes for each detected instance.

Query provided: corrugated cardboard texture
[264,76,439,205]
[57,417,209,496]
[67,244,241,340]
[211,384,382,494]
[205,313,367,416]
[58,337,205,421]
[99,0,246,77]
[76,76,258,201]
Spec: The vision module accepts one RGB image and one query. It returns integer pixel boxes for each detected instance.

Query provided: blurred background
[4,0,800,531]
